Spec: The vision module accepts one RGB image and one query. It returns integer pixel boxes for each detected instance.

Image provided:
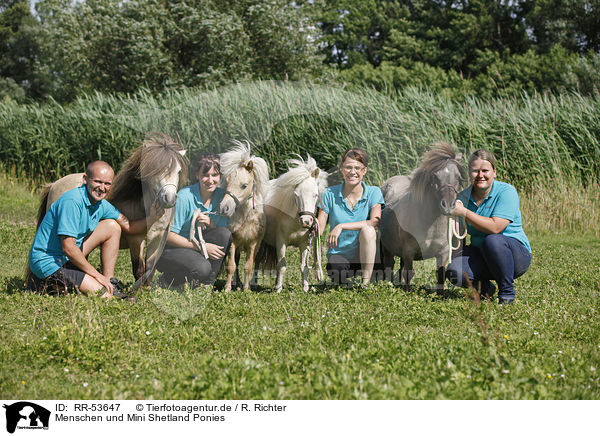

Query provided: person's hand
[96,274,113,295]
[196,212,212,228]
[205,243,226,260]
[327,224,343,248]
[453,199,467,218]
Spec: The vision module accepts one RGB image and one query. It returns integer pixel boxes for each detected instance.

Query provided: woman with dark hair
[445,149,532,304]
[157,154,232,287]
[317,148,385,286]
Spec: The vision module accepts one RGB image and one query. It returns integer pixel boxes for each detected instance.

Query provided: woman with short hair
[446,149,532,304]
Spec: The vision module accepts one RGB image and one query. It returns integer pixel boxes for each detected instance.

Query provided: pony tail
[35,184,52,229]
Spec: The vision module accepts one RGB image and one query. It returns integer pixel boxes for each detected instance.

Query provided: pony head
[219,139,269,217]
[140,133,187,209]
[410,142,464,215]
[265,154,328,228]
[107,132,187,210]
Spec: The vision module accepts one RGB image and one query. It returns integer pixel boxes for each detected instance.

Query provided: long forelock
[408,142,460,204]
[220,141,270,199]
[266,155,327,212]
[107,142,187,202]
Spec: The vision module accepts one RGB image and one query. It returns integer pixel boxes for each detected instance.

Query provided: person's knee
[190,261,212,281]
[101,219,122,238]
[359,225,376,242]
[482,233,506,253]
[217,227,233,246]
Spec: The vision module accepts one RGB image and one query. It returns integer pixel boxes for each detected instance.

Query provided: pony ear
[312,168,320,178]
[245,160,254,172]
[179,150,186,156]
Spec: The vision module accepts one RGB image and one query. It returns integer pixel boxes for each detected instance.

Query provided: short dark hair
[340,148,369,167]
[192,154,221,179]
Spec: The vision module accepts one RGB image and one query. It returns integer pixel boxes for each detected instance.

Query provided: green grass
[1,178,599,399]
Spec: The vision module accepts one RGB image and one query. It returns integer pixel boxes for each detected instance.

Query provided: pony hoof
[275,287,283,293]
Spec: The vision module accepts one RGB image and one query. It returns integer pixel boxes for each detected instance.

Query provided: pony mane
[409,142,464,204]
[108,132,187,202]
[220,139,270,199]
[266,155,328,214]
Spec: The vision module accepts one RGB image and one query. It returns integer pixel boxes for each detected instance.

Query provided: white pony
[219,140,270,291]
[258,155,328,292]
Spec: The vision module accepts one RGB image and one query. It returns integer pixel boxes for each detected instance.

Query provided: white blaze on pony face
[434,164,463,215]
[295,177,319,228]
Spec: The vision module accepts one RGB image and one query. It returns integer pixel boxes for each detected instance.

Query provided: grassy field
[0,175,599,399]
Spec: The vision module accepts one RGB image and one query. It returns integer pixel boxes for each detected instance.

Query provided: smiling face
[469,158,496,195]
[340,157,367,187]
[198,167,221,197]
[83,163,114,204]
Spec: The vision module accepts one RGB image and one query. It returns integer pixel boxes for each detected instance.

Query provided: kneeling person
[28,161,156,297]
[156,154,232,287]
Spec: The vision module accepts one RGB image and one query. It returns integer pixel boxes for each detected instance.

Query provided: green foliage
[30,0,323,101]
[0,0,50,101]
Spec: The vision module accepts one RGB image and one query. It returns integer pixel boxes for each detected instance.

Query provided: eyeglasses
[341,165,366,173]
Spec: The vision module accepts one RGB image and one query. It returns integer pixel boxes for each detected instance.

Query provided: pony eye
[241,183,248,190]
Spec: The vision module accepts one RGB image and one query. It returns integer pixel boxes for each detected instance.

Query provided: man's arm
[61,236,113,294]
[116,201,165,235]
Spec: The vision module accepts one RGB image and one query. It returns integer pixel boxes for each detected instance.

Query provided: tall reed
[1,82,598,233]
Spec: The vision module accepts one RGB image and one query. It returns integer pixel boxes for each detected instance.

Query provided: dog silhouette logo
[3,402,50,433]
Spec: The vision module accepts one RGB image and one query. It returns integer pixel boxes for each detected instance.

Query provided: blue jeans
[445,233,531,300]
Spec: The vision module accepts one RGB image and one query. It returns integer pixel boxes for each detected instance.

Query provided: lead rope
[447,215,467,265]
[312,219,323,281]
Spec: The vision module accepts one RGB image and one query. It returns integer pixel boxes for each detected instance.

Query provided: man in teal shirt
[28,161,157,297]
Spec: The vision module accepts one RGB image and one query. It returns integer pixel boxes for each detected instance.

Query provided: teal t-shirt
[458,180,531,253]
[29,185,122,279]
[171,185,228,238]
[320,182,385,262]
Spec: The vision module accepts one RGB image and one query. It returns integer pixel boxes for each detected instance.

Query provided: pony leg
[381,244,396,284]
[401,257,414,292]
[300,242,311,292]
[435,255,446,292]
[243,242,258,291]
[223,242,237,292]
[129,236,145,281]
[275,241,287,293]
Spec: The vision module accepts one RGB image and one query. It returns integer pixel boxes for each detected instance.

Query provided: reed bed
[0,82,598,234]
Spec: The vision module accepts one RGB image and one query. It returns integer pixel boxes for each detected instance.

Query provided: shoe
[498,297,515,305]
[479,281,496,300]
[110,277,126,291]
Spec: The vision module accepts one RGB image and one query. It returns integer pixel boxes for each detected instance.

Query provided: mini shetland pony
[380,142,464,291]
[31,133,186,291]
[219,140,270,291]
[258,155,328,292]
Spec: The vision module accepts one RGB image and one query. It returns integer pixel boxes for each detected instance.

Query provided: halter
[224,182,256,209]
[156,183,178,201]
[439,183,459,194]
